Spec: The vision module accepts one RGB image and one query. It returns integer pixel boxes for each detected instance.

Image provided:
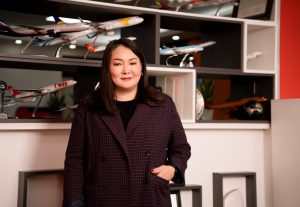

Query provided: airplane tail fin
[53,16,64,24]
[85,44,96,52]
[6,86,21,97]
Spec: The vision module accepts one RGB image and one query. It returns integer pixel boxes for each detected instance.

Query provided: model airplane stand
[0,80,8,119]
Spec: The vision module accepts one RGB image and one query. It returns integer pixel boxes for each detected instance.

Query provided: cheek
[109,67,120,78]
[133,65,142,77]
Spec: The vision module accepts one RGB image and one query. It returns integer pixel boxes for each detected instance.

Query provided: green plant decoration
[47,92,66,115]
[197,79,215,102]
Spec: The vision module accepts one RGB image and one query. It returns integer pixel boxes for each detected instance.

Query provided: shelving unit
[244,21,276,74]
[0,0,279,123]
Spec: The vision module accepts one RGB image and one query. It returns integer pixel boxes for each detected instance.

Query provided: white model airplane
[0,16,144,57]
[247,50,263,60]
[10,80,77,101]
[160,41,216,66]
[84,36,137,54]
[30,16,143,47]
[0,16,143,38]
[0,16,91,37]
[4,80,77,117]
[160,41,216,56]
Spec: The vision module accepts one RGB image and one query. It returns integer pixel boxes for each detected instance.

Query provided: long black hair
[84,38,164,115]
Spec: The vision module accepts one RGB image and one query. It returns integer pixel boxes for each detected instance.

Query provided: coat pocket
[150,173,171,206]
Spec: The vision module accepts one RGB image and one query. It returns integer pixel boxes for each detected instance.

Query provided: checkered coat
[63,94,191,207]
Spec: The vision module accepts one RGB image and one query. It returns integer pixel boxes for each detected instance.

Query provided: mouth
[121,77,132,81]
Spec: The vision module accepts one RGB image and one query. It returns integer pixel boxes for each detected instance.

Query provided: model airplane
[160,41,216,56]
[160,41,216,66]
[247,50,263,60]
[155,0,238,12]
[0,17,91,37]
[206,96,268,110]
[0,16,144,58]
[4,80,77,118]
[30,16,143,47]
[84,36,137,54]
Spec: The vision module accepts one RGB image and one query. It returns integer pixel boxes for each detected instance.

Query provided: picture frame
[213,172,257,207]
[232,0,274,20]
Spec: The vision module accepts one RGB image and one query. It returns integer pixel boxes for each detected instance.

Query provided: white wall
[0,123,271,207]
[271,99,300,207]
[184,127,269,207]
[0,125,69,207]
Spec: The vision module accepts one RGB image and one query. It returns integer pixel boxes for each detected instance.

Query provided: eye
[130,62,137,65]
[113,62,122,66]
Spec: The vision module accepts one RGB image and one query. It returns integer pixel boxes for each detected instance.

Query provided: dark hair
[84,38,164,114]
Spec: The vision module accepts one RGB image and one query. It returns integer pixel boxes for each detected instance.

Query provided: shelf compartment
[159,14,242,70]
[196,72,274,121]
[243,23,276,74]
[148,66,196,123]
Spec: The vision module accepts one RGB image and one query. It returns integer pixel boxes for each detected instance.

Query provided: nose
[121,64,130,74]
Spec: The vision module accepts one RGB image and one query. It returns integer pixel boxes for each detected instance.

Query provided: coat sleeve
[63,104,86,207]
[166,96,191,184]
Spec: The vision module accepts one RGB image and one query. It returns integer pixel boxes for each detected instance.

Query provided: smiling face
[109,45,142,101]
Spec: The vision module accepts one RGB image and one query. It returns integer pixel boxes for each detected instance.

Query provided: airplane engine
[47,29,57,36]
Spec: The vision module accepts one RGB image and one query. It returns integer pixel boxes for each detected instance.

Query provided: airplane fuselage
[9,23,91,36]
[160,41,216,56]
[14,80,77,101]
[32,16,143,46]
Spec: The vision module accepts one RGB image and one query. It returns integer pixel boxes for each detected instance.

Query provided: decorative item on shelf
[195,89,204,121]
[207,96,268,120]
[213,172,257,207]
[1,80,77,119]
[0,16,144,59]
[197,79,215,120]
[160,41,216,67]
[223,188,243,207]
[47,92,66,119]
[242,100,264,120]
[232,0,274,20]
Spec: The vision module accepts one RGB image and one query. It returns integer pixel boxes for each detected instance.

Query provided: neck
[115,89,137,101]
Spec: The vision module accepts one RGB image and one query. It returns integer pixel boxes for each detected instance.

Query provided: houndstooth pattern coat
[63,94,191,207]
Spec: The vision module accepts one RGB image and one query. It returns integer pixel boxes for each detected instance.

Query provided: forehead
[111,45,138,60]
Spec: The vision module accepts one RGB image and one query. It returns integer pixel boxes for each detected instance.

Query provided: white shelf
[243,23,276,74]
[147,66,196,123]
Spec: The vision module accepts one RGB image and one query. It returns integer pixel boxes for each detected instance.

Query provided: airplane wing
[207,96,268,110]
[14,89,43,92]
[16,25,45,30]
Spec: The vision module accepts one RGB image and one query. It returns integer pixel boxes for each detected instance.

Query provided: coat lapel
[126,103,151,136]
[101,113,129,157]
[100,103,151,156]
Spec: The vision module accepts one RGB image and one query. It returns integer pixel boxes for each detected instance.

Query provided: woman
[63,38,191,207]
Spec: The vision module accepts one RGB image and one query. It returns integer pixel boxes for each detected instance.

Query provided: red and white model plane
[3,80,77,118]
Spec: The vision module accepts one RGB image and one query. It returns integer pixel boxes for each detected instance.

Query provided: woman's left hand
[151,165,175,181]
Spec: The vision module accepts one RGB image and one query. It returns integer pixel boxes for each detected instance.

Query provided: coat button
[145,151,151,157]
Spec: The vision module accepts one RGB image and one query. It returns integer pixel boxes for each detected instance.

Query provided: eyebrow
[112,58,138,61]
